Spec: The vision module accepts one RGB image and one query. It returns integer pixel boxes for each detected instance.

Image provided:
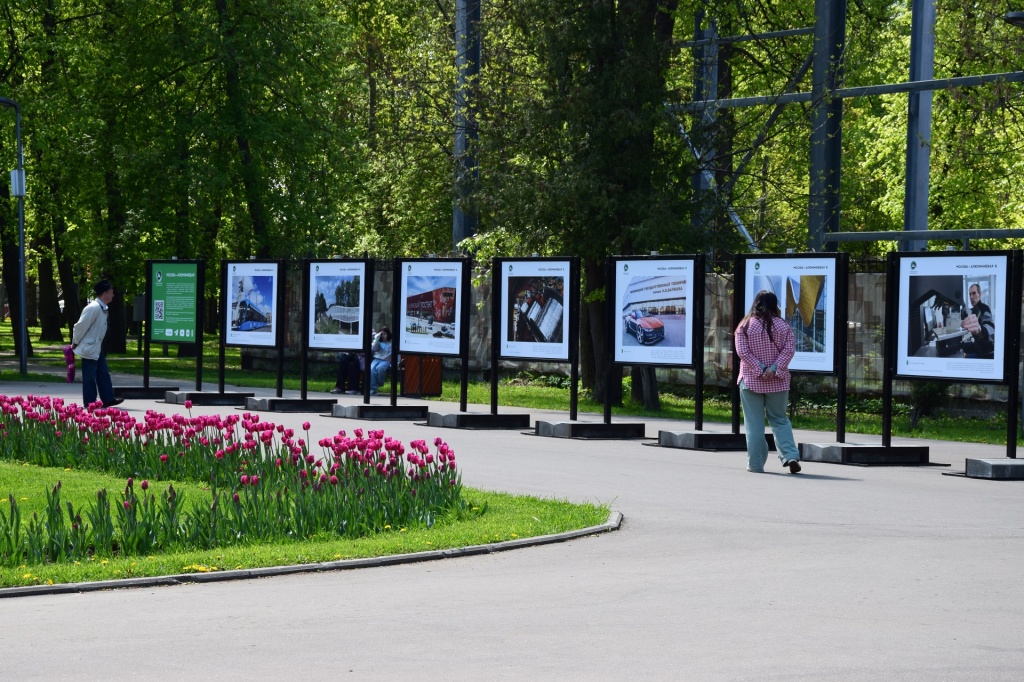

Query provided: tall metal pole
[808,0,846,251]
[690,18,718,246]
[452,0,480,252]
[902,0,936,253]
[0,97,27,375]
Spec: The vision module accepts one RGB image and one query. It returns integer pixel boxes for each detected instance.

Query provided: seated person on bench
[330,352,364,395]
[369,327,392,396]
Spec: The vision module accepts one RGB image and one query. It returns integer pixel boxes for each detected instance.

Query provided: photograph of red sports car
[623,309,665,344]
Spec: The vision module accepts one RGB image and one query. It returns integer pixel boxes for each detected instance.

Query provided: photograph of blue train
[225,261,279,347]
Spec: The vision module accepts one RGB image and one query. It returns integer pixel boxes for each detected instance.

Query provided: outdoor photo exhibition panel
[306,259,368,352]
[397,259,465,357]
[884,250,1021,459]
[497,258,572,362]
[148,260,202,344]
[223,261,280,348]
[740,254,839,373]
[894,252,1010,382]
[612,256,696,367]
[145,260,205,391]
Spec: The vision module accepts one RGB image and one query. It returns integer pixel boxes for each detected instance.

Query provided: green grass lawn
[0,461,609,588]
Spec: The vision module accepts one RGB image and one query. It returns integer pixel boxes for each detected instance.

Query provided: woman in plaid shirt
[735,290,801,474]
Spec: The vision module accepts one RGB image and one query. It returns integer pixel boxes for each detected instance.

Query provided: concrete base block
[115,386,180,399]
[964,458,1024,480]
[534,420,646,439]
[165,391,253,406]
[244,397,337,413]
[799,442,931,466]
[658,430,772,452]
[330,403,430,421]
[427,412,531,430]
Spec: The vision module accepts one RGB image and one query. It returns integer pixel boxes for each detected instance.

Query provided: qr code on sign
[154,300,165,321]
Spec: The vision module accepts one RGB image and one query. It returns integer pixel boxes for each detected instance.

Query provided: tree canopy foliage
[0,0,1022,377]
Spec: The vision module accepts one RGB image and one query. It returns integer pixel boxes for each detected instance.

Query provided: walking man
[71,280,124,409]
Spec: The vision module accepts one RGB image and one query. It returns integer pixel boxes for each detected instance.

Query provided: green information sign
[150,262,199,342]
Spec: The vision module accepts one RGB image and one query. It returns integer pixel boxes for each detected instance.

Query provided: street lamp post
[0,97,27,376]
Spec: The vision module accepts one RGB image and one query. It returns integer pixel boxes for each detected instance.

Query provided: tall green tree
[473,0,699,402]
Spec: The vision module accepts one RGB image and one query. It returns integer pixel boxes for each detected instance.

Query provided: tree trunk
[102,117,128,355]
[215,0,270,257]
[36,234,64,342]
[630,365,661,410]
[583,256,621,406]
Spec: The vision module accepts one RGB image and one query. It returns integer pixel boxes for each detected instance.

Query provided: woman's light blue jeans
[739,380,800,472]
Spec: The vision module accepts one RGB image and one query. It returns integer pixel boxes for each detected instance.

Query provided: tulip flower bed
[0,395,465,567]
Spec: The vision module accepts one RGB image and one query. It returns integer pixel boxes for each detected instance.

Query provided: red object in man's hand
[63,345,75,383]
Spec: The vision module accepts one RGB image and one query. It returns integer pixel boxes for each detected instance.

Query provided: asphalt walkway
[0,366,1021,681]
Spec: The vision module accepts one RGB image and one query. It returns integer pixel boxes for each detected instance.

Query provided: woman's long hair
[738,290,782,343]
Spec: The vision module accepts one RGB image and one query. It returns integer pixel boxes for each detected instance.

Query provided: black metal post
[300,260,310,401]
[143,261,152,389]
[1005,250,1023,458]
[360,259,375,404]
[731,256,744,434]
[836,253,850,442]
[390,260,401,407]
[275,261,285,399]
[219,261,227,394]
[604,257,613,425]
[490,259,501,416]
[881,254,897,448]
[460,258,471,412]
[195,261,205,392]
[694,255,706,430]
[570,257,580,421]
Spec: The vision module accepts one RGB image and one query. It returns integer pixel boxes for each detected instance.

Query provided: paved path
[1,372,1022,681]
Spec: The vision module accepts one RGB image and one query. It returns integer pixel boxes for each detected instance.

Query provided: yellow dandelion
[101,560,108,565]
[384,524,391,530]
[235,565,243,570]
[22,573,31,579]
[47,579,53,585]
[333,554,341,559]
[19,497,27,501]
[400,528,407,532]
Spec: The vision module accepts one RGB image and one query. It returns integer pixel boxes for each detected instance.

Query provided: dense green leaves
[0,0,1022,344]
